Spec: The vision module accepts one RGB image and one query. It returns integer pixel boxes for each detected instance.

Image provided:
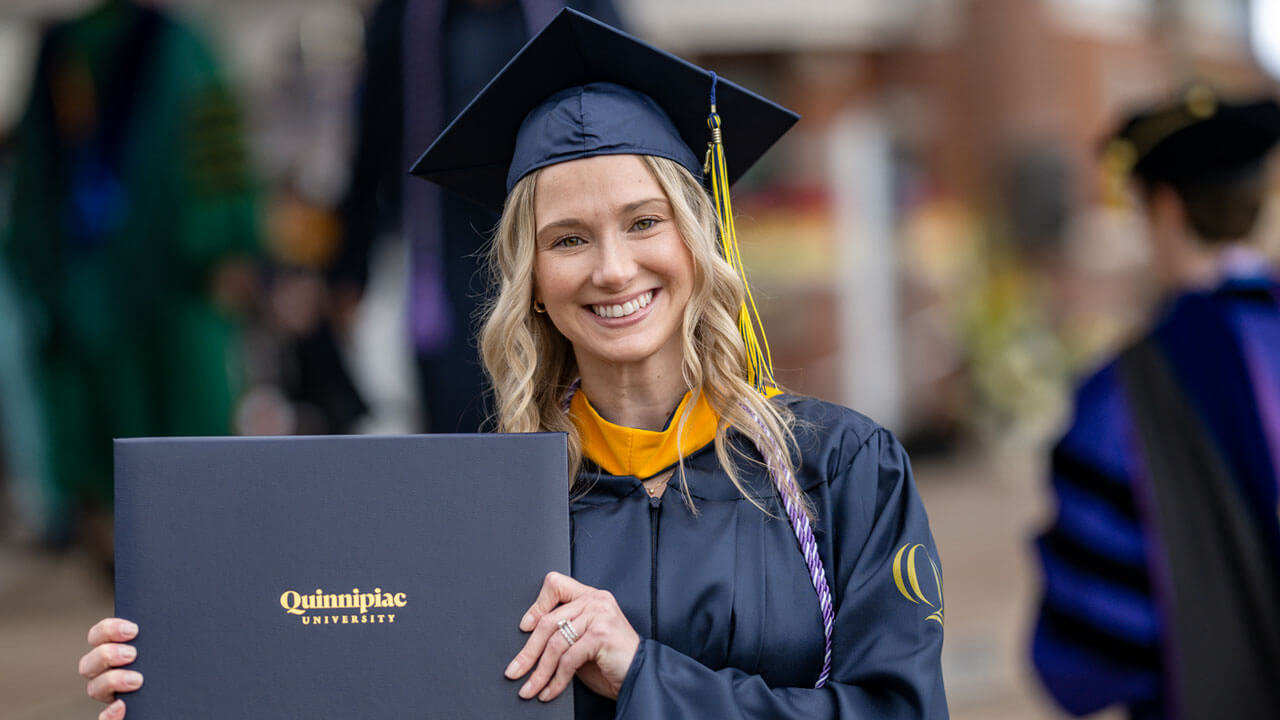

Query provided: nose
[591,234,636,290]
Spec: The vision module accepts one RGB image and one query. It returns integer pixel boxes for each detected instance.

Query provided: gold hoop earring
[533,300,547,313]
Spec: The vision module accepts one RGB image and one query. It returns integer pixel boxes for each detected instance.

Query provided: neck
[1148,211,1215,292]
[576,350,687,431]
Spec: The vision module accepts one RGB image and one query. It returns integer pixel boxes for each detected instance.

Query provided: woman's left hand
[505,571,640,702]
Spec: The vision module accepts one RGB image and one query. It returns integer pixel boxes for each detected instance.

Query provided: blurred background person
[331,0,622,433]
[1032,89,1280,719]
[0,0,259,557]
[0,123,57,543]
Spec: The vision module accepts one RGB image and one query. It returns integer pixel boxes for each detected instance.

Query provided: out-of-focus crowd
[0,0,581,555]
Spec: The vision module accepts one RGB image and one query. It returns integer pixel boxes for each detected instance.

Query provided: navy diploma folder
[114,433,572,719]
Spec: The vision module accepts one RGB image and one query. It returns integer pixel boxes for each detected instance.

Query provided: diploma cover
[114,434,571,719]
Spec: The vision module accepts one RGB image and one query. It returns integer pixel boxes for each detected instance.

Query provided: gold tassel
[706,90,776,392]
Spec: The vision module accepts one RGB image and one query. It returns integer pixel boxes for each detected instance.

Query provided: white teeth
[592,291,653,318]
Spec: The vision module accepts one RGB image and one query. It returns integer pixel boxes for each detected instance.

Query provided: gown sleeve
[613,425,949,719]
[1031,363,1163,717]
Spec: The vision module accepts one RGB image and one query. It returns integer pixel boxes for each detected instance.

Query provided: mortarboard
[410,8,800,391]
[409,8,798,212]
[1103,85,1280,188]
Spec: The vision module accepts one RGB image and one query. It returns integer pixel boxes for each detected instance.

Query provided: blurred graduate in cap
[1033,87,1280,719]
[81,9,948,720]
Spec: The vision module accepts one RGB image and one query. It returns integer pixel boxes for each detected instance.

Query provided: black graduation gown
[569,395,949,719]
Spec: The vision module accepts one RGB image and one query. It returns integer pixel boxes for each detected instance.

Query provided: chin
[574,334,681,369]
[588,346,665,367]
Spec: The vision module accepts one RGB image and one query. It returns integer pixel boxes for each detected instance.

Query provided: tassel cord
[707,111,776,390]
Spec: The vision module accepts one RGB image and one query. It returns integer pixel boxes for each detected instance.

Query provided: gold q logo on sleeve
[892,544,944,626]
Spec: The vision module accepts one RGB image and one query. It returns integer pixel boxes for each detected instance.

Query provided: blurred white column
[348,232,421,435]
[0,22,37,133]
[829,108,903,430]
[1253,0,1280,79]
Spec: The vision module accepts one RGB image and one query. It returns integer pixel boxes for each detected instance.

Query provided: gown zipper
[648,493,661,642]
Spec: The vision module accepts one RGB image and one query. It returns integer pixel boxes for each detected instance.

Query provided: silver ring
[556,618,578,646]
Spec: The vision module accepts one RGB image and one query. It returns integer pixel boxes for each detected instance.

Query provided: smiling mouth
[590,290,654,319]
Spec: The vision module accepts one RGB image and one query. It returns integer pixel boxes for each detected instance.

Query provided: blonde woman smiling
[81,10,948,719]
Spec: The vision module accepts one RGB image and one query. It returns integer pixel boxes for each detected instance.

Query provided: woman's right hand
[79,618,143,720]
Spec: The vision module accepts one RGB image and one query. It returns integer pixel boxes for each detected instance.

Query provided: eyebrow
[537,217,585,236]
[535,197,669,237]
[619,196,668,214]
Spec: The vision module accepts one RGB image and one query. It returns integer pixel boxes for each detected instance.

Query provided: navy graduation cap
[410,7,799,391]
[1104,85,1280,186]
[409,7,799,213]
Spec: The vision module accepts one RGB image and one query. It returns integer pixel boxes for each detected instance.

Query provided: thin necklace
[644,470,674,496]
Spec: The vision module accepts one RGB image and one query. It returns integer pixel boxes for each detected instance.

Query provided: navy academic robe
[1033,271,1280,719]
[569,395,949,719]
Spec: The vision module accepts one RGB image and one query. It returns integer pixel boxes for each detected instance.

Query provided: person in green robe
[1,0,260,546]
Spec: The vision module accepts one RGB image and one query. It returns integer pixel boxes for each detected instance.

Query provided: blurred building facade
[627,0,1277,451]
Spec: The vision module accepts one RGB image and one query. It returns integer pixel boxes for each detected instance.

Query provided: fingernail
[125,672,144,689]
[519,681,532,698]
[109,699,124,717]
[120,621,138,637]
[539,689,552,702]
[520,614,533,631]
[504,660,520,678]
[119,645,137,662]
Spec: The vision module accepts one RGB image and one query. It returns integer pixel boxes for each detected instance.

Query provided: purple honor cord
[560,382,834,688]
[739,401,835,688]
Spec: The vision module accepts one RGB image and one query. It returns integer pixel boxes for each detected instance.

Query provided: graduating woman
[80,10,948,719]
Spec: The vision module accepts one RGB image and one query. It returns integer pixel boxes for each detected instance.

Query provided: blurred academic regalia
[1033,88,1280,720]
[1,0,260,542]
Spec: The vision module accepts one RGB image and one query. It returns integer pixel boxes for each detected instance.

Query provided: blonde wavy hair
[478,154,802,513]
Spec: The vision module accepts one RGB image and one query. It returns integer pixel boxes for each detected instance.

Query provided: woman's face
[532,154,695,373]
